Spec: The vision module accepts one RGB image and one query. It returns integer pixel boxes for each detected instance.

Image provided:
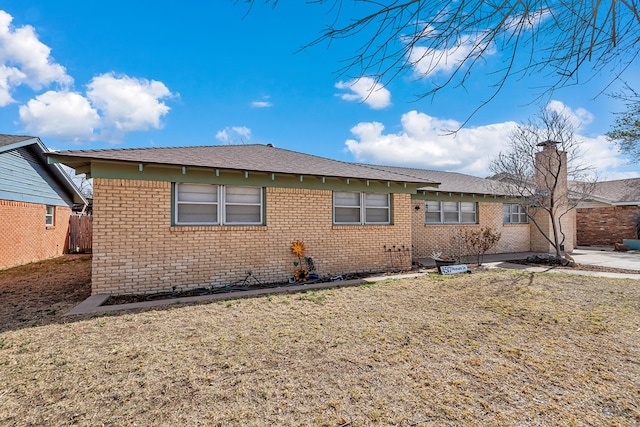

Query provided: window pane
[178,184,217,203]
[503,205,511,223]
[365,193,389,207]
[443,212,459,223]
[443,202,459,212]
[460,202,475,212]
[425,212,441,223]
[177,204,217,223]
[225,186,261,204]
[335,207,360,223]
[225,205,261,223]
[365,208,389,223]
[426,201,440,211]
[45,206,54,226]
[461,212,476,223]
[334,192,360,207]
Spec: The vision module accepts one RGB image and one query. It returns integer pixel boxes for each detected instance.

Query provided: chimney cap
[537,140,559,147]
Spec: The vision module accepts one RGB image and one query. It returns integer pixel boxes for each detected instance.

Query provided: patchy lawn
[1,267,639,425]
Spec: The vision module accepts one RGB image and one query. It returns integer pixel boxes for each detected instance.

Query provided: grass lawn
[1,270,639,426]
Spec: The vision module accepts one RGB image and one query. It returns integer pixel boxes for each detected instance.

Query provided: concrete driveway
[570,247,640,271]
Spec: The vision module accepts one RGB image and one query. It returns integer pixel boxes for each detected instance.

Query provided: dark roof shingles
[49,144,437,184]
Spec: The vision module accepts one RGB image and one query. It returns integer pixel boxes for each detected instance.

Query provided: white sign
[440,264,468,275]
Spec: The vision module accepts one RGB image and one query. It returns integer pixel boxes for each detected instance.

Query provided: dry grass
[0,254,91,333]
[1,270,639,426]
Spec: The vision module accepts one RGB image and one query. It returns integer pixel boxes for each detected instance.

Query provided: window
[45,205,55,226]
[425,201,477,224]
[175,183,262,225]
[333,192,390,225]
[503,204,528,224]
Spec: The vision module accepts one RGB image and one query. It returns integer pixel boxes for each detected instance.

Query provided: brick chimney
[530,140,575,253]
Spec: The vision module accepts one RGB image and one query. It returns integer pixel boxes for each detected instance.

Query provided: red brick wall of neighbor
[91,178,413,295]
[576,206,640,246]
[0,200,71,269]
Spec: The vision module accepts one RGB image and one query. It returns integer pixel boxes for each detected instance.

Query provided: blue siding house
[0,135,87,268]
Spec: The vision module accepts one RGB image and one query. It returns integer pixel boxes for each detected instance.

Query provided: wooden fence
[69,215,93,253]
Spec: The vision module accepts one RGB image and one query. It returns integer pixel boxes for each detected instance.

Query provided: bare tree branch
[241,0,639,125]
[489,108,597,257]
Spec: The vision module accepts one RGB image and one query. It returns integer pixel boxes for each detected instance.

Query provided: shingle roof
[588,178,640,204]
[0,134,36,149]
[46,144,438,185]
[361,164,511,196]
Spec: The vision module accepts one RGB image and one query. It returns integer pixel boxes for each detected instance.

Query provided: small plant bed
[103,272,379,306]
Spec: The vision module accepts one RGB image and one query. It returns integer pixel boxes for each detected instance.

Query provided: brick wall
[91,178,412,295]
[529,207,576,253]
[576,206,640,246]
[411,202,530,258]
[0,200,71,269]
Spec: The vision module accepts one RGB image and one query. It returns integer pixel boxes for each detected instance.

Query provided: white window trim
[425,201,477,224]
[333,192,391,225]
[45,205,55,226]
[503,203,529,224]
[175,183,263,226]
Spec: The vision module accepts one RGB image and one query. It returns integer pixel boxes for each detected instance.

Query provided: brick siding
[529,207,576,253]
[411,201,531,258]
[576,206,640,246]
[91,178,412,295]
[0,200,71,269]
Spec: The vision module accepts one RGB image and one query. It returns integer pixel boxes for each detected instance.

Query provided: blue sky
[0,1,637,179]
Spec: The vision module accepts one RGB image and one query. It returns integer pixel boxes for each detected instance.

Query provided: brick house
[363,166,535,257]
[0,135,87,269]
[575,178,640,246]
[47,143,575,296]
[46,145,436,295]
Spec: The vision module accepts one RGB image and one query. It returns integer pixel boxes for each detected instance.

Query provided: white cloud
[335,77,391,109]
[0,65,26,105]
[409,33,497,78]
[0,10,72,105]
[545,99,594,131]
[251,101,272,108]
[18,91,100,142]
[504,8,552,33]
[251,96,272,108]
[216,126,252,144]
[346,110,516,176]
[344,103,633,178]
[19,73,174,142]
[87,73,172,133]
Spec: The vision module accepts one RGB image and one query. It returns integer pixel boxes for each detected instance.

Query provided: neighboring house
[0,135,87,269]
[47,143,575,296]
[575,178,640,246]
[46,145,436,295]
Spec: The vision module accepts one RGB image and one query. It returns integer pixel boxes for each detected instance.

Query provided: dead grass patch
[1,270,639,426]
[0,254,91,332]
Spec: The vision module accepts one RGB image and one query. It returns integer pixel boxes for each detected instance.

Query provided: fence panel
[69,215,93,253]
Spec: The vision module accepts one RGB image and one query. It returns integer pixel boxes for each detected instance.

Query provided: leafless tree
[607,82,640,162]
[62,165,93,199]
[489,109,596,257]
[243,1,639,125]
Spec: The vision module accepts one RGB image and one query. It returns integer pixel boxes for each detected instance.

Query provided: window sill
[332,224,392,229]
[45,226,56,230]
[170,225,267,232]
[424,223,478,226]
